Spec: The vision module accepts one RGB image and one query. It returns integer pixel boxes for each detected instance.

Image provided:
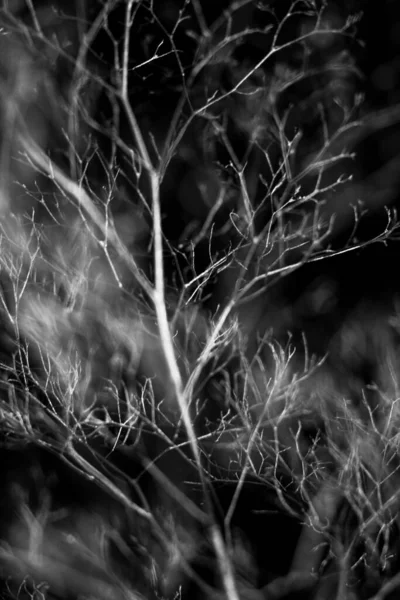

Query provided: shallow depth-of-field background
[2,1,400,599]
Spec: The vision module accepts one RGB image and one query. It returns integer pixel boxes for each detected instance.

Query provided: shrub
[1,2,400,599]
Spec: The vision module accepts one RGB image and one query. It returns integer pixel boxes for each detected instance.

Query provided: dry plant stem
[117,19,241,590]
[122,114,241,600]
[184,300,237,402]
[62,442,152,522]
[24,0,43,37]
[139,455,209,525]
[117,94,202,473]
[184,233,265,400]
